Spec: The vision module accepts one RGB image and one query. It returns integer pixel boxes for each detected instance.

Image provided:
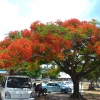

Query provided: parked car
[60,81,73,89]
[42,82,72,94]
[1,75,34,100]
[42,78,51,82]
[57,81,84,93]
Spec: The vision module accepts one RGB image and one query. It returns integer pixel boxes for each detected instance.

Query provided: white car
[62,81,73,89]
[0,75,34,100]
[57,81,73,89]
[57,81,84,93]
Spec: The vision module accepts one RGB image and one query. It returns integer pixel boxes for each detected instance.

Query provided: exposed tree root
[70,93,86,100]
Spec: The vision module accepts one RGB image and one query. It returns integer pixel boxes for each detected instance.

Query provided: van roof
[4,75,30,78]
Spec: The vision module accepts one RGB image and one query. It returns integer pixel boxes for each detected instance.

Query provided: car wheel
[61,89,66,94]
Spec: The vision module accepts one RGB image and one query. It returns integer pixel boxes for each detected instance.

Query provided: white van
[0,75,34,100]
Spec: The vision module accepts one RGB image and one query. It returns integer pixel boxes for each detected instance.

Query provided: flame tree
[0,18,100,99]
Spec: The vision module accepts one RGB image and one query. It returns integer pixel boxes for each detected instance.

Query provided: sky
[0,0,100,41]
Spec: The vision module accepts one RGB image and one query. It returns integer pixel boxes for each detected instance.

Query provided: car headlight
[30,91,34,98]
[5,92,11,99]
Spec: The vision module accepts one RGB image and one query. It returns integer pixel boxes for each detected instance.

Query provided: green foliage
[0,76,4,82]
[80,34,87,39]
[20,67,42,78]
[84,67,100,80]
[9,31,22,40]
[42,62,60,79]
[41,24,67,36]
[50,75,58,79]
[76,65,82,72]
[64,31,72,40]
[42,73,49,78]
[49,71,59,79]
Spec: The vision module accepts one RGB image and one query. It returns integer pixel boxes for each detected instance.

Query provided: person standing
[37,84,43,97]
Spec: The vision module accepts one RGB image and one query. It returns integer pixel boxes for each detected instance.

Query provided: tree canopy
[0,18,100,99]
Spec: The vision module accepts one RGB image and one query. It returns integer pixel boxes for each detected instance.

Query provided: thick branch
[55,61,71,74]
[82,60,100,75]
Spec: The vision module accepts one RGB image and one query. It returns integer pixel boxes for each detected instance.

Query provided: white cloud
[28,0,95,22]
[0,0,20,39]
[0,0,32,40]
[0,0,96,41]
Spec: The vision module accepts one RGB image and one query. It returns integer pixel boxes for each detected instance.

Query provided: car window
[55,83,59,86]
[66,82,70,84]
[7,77,32,88]
[47,83,55,86]
[47,83,51,86]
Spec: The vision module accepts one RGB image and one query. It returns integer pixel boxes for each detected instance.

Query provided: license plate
[19,99,23,100]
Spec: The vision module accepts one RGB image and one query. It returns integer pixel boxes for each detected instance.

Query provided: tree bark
[9,69,13,75]
[70,76,85,100]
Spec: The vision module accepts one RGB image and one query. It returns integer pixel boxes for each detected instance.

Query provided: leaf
[76,65,82,72]
[64,31,72,40]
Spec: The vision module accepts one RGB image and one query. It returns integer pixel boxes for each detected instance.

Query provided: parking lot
[35,92,69,100]
[0,81,100,100]
[0,84,70,100]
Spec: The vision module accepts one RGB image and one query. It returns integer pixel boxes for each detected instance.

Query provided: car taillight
[30,91,34,98]
[5,92,11,99]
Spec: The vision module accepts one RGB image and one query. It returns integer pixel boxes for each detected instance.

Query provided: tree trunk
[9,69,13,75]
[70,76,85,100]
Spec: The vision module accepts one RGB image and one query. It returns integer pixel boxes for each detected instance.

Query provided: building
[58,72,71,81]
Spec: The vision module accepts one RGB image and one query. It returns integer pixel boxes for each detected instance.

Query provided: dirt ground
[82,82,100,100]
[83,93,100,100]
[35,88,100,100]
[35,94,100,100]
[34,81,100,100]
[83,88,100,100]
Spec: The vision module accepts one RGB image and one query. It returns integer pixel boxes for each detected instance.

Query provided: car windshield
[7,77,32,88]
